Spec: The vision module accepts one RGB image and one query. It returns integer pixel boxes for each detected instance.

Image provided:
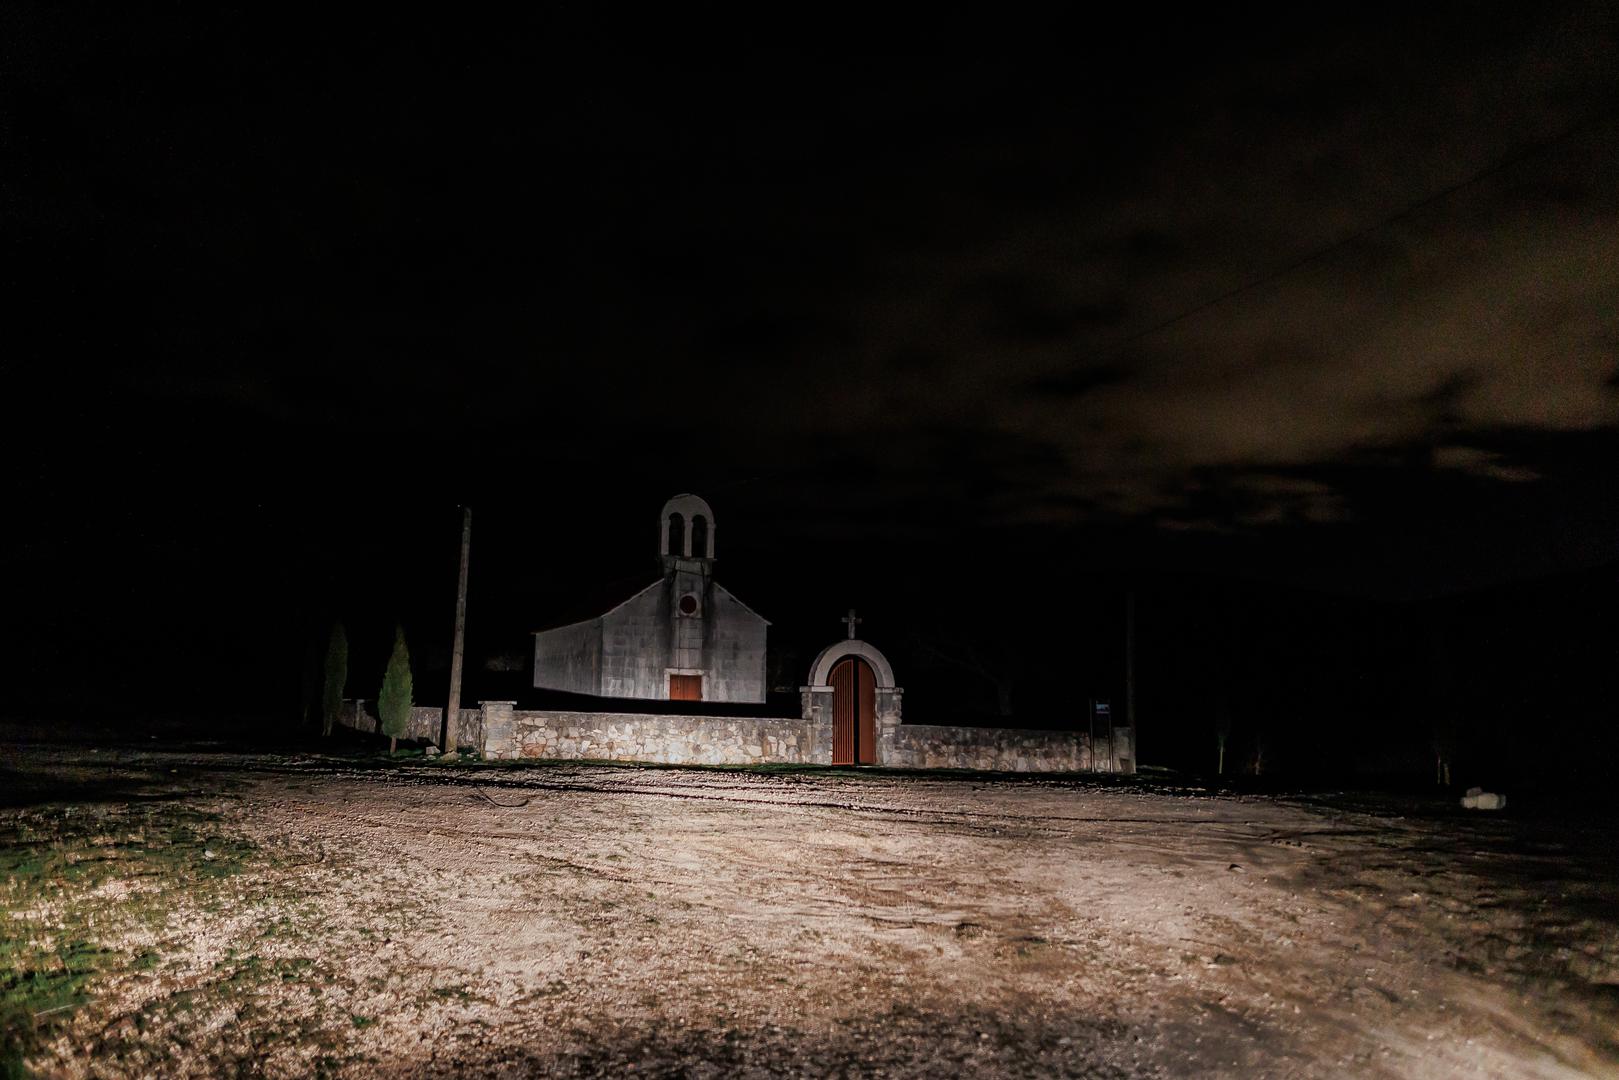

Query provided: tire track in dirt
[18,746,1619,1078]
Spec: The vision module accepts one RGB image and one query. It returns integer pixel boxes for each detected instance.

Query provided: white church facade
[530,494,770,703]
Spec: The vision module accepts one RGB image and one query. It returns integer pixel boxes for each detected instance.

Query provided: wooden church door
[831,657,877,765]
[669,673,703,701]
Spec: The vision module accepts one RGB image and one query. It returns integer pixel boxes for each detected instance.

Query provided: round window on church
[678,594,699,616]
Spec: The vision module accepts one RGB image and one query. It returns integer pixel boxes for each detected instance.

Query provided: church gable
[597,579,667,623]
[599,582,672,700]
[530,495,768,704]
[710,582,770,627]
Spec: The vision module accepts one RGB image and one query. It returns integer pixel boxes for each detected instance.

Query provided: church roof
[530,574,771,633]
[712,581,771,625]
[529,575,662,634]
[597,579,667,622]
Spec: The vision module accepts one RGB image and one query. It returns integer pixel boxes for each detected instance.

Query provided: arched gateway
[801,612,902,766]
[829,656,876,765]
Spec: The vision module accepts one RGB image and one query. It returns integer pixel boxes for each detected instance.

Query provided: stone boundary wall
[881,724,1135,773]
[338,698,1133,774]
[339,701,482,748]
[482,705,813,766]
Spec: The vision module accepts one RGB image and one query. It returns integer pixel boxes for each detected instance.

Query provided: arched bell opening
[691,515,709,558]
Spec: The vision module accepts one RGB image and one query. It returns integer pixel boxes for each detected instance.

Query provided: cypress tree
[322,621,348,737]
[300,623,326,729]
[378,626,413,754]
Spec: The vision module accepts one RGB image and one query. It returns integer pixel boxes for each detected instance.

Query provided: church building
[531,494,769,703]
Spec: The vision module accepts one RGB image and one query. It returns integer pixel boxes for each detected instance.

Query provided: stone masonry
[882,723,1134,772]
[341,699,1131,773]
[481,703,810,765]
[345,701,482,749]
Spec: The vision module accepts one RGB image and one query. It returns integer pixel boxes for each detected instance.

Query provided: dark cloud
[1022,365,1131,400]
[9,4,1619,598]
[949,276,1130,345]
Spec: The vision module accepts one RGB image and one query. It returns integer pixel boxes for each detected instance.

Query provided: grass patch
[0,801,256,1076]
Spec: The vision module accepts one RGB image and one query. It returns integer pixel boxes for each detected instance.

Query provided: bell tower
[659,493,716,697]
[658,492,716,574]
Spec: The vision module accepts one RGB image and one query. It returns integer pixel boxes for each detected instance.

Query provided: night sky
[7,7,1618,778]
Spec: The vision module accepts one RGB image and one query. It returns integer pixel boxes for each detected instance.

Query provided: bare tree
[908,632,1016,718]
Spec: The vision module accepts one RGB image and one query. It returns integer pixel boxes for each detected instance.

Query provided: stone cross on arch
[842,608,863,640]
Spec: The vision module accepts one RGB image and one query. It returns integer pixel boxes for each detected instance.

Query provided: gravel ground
[5,744,1618,1078]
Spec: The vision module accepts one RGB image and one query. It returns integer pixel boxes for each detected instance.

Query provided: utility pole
[442,506,471,752]
[1126,589,1137,765]
[1107,695,1116,774]
[1088,697,1096,772]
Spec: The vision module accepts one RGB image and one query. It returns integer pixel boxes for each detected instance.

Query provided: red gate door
[831,658,877,765]
[669,673,703,701]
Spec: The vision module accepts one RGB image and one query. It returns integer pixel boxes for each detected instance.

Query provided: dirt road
[6,747,1618,1077]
